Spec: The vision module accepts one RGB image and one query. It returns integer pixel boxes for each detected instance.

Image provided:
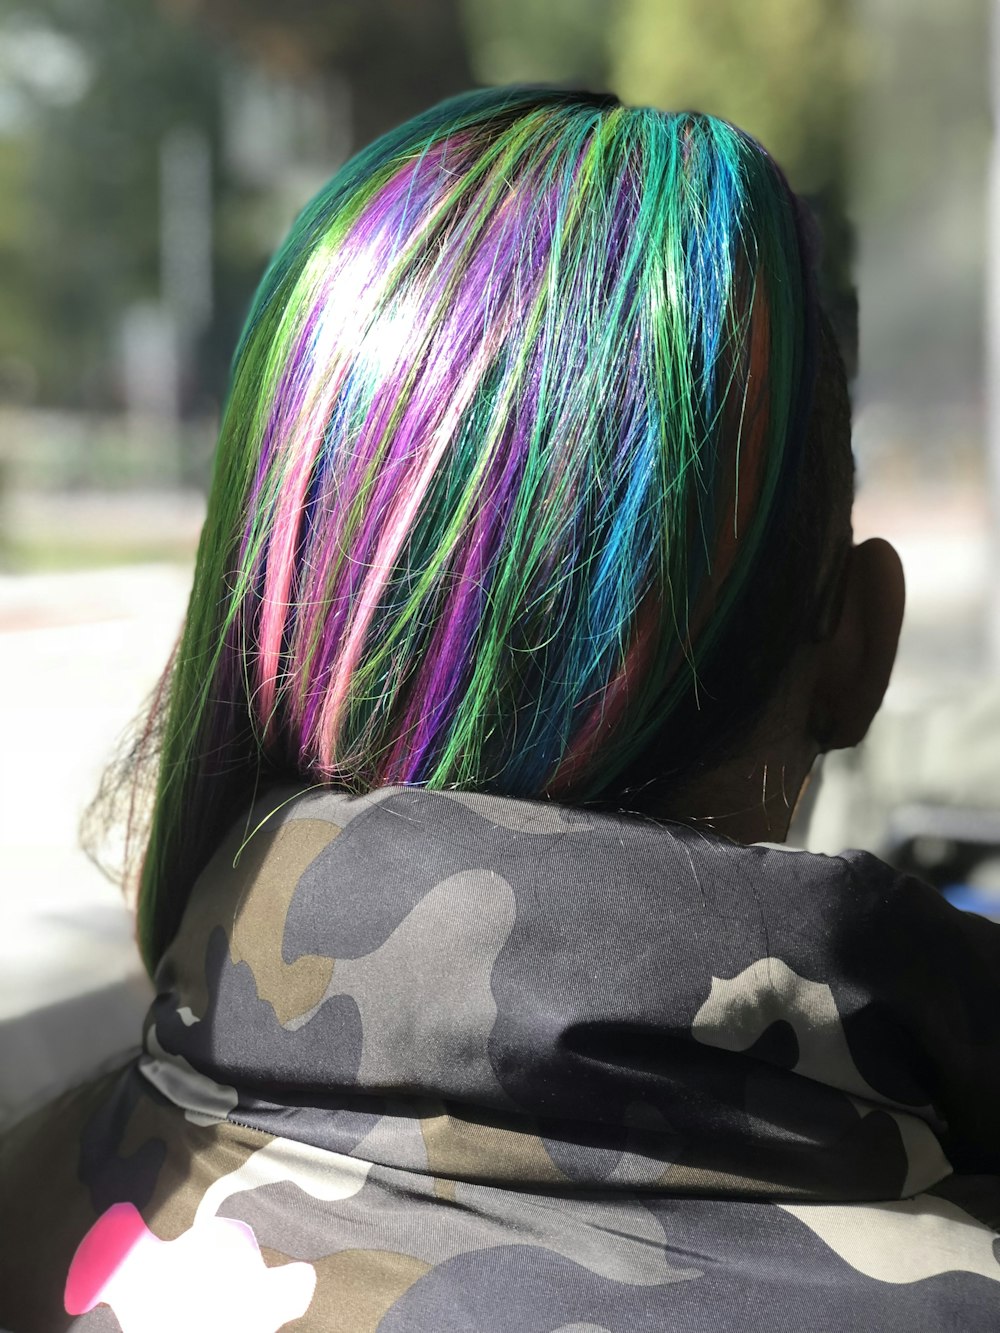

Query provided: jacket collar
[145,785,965,1199]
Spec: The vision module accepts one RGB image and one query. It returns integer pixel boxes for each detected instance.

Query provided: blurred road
[0,563,190,1122]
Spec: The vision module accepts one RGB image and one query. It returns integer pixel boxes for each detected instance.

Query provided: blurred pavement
[0,563,190,1123]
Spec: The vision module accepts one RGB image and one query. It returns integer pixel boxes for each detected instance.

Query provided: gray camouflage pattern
[3,785,1000,1329]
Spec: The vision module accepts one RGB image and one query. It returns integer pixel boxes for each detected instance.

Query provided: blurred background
[2,0,998,1120]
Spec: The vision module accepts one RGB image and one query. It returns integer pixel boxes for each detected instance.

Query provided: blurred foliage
[0,0,885,424]
[857,0,989,218]
[611,0,862,193]
[852,0,989,409]
[0,0,473,418]
[0,0,231,408]
[611,0,864,371]
[460,0,607,89]
[166,0,471,150]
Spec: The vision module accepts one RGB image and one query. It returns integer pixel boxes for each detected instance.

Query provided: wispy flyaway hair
[136,86,823,969]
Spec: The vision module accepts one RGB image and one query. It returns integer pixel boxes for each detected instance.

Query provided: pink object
[65,1202,315,1332]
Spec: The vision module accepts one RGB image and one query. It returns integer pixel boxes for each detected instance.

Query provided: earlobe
[811,537,905,751]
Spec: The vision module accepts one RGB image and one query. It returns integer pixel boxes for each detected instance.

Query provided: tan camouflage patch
[162,810,339,1025]
[116,1089,272,1238]
[295,870,516,1098]
[420,1106,568,1185]
[654,1160,802,1197]
[161,811,253,1017]
[276,1247,430,1332]
[229,819,342,1024]
[0,1075,113,1331]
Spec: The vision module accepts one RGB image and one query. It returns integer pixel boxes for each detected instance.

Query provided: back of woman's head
[135,86,850,969]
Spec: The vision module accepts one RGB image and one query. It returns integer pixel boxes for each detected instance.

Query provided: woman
[4,86,999,1331]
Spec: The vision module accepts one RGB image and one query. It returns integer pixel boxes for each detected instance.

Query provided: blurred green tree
[0,0,226,410]
[460,0,607,89]
[0,0,871,418]
[611,0,861,192]
[611,0,864,370]
[0,0,476,414]
[169,0,472,150]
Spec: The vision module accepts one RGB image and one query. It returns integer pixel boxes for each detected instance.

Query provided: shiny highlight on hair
[137,87,816,969]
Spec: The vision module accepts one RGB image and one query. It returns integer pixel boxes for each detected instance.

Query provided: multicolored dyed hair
[134,86,837,970]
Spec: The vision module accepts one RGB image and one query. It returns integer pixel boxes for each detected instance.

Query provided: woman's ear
[810,537,905,751]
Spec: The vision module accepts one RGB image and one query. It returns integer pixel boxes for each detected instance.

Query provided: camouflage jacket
[3,785,1000,1331]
